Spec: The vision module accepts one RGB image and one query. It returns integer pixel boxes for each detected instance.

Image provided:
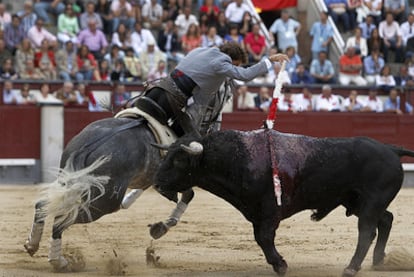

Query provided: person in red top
[338,45,367,86]
[199,0,220,26]
[77,44,100,81]
[244,23,266,64]
[34,38,56,80]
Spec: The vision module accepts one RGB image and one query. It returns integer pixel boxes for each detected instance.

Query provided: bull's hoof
[149,222,169,239]
[342,267,359,277]
[24,240,38,256]
[272,260,288,276]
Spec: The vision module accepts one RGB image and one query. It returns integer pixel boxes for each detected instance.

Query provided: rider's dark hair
[219,42,247,64]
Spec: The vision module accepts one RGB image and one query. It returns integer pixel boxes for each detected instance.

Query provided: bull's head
[154,139,203,200]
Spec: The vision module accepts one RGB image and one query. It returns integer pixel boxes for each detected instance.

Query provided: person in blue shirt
[269,9,301,52]
[310,51,336,84]
[291,63,314,85]
[310,11,334,59]
[384,88,414,114]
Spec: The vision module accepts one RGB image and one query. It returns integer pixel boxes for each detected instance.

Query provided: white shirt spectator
[378,19,402,40]
[110,0,133,14]
[131,28,157,56]
[225,1,252,24]
[364,96,384,112]
[399,15,414,45]
[2,89,20,104]
[141,1,163,22]
[175,12,198,38]
[315,94,342,111]
[277,94,294,111]
[346,36,368,57]
[27,25,57,48]
[292,93,313,111]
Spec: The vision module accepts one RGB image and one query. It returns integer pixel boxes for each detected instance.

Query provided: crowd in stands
[0,0,413,114]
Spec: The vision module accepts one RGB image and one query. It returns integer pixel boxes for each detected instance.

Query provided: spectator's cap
[147,38,155,46]
[322,84,331,90]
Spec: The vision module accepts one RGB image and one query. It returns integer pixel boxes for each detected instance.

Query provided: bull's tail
[389,145,414,158]
[38,155,111,231]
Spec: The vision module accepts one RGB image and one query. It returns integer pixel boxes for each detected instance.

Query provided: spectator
[291,63,314,85]
[75,83,103,111]
[111,22,132,55]
[376,64,396,92]
[34,0,65,25]
[140,39,166,80]
[0,3,11,30]
[157,19,183,67]
[2,80,20,104]
[394,64,414,86]
[141,0,163,31]
[347,0,362,28]
[225,0,252,27]
[343,89,365,111]
[201,25,223,48]
[4,15,25,55]
[384,0,406,23]
[346,27,368,57]
[35,83,62,104]
[18,83,36,105]
[163,0,180,22]
[0,39,12,68]
[110,0,135,32]
[55,40,83,82]
[34,39,57,80]
[367,27,384,55]
[95,0,113,35]
[54,81,78,106]
[384,88,413,114]
[254,86,271,110]
[80,1,103,30]
[269,9,301,52]
[314,84,342,112]
[244,23,266,64]
[109,59,126,81]
[338,45,367,86]
[181,23,202,55]
[364,0,382,25]
[284,46,302,78]
[130,20,157,57]
[57,4,80,45]
[113,83,131,107]
[224,23,245,49]
[123,47,142,82]
[265,62,291,85]
[400,11,414,47]
[15,38,35,74]
[324,0,352,33]
[27,18,57,49]
[147,60,167,82]
[214,11,229,39]
[77,18,109,61]
[292,86,313,111]
[359,14,376,39]
[363,47,385,84]
[239,11,254,37]
[200,0,220,26]
[17,1,37,34]
[19,59,43,80]
[363,86,384,112]
[97,59,111,81]
[175,6,198,38]
[77,44,100,81]
[0,58,18,80]
[310,51,336,84]
[236,84,256,110]
[378,12,404,62]
[104,44,124,71]
[277,91,294,112]
[310,11,334,59]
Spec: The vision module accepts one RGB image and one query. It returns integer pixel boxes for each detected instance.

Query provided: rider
[135,42,289,136]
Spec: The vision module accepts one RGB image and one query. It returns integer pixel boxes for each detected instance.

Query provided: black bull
[155,129,414,277]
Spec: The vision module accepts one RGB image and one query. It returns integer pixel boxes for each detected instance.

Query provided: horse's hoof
[49,256,69,272]
[273,260,288,276]
[149,222,169,239]
[24,240,38,256]
[342,267,358,277]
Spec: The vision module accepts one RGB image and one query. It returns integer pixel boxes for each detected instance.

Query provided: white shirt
[225,2,252,24]
[346,36,368,56]
[2,89,20,104]
[292,93,312,111]
[27,26,57,48]
[399,20,414,45]
[343,97,365,111]
[141,2,163,21]
[174,14,198,38]
[364,97,384,112]
[315,94,341,111]
[131,28,156,56]
[237,92,256,109]
[277,94,293,111]
[378,20,402,40]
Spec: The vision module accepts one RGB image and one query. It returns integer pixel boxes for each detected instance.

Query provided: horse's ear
[150,142,170,150]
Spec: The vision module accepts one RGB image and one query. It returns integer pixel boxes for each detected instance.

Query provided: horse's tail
[38,155,111,231]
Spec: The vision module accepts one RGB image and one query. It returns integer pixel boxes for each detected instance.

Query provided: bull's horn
[150,142,170,150]
[180,141,203,155]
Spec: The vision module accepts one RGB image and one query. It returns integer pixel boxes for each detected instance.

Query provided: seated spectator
[104,45,124,73]
[343,89,365,111]
[27,18,57,49]
[359,14,377,39]
[111,0,135,33]
[35,83,62,104]
[77,44,100,81]
[346,27,368,57]
[97,59,111,81]
[314,84,342,111]
[15,38,35,75]
[324,0,352,32]
[56,41,83,82]
[225,0,252,27]
[19,59,43,80]
[130,21,157,57]
[113,83,131,107]
[57,4,80,45]
[2,80,20,104]
[123,47,142,82]
[142,0,163,31]
[18,83,36,105]
[175,6,198,38]
[254,86,271,110]
[364,0,382,26]
[95,0,113,35]
[384,0,406,23]
[199,0,220,26]
[77,19,109,61]
[376,64,396,92]
[4,14,25,55]
[367,27,384,55]
[181,23,202,55]
[0,39,12,68]
[384,88,413,114]
[291,63,314,85]
[236,84,256,110]
[363,47,385,84]
[338,45,367,86]
[378,12,404,62]
[147,60,167,82]
[292,86,313,112]
[277,91,294,112]
[0,58,18,80]
[310,51,336,84]
[284,46,302,78]
[223,23,244,48]
[215,11,229,40]
[201,25,223,48]
[269,9,301,52]
[80,1,103,30]
[244,23,266,64]
[34,39,57,80]
[33,0,65,25]
[239,11,254,37]
[163,0,180,22]
[394,64,414,86]
[158,19,183,67]
[111,22,133,56]
[363,86,384,112]
[110,59,126,82]
[140,39,166,80]
[400,11,414,48]
[54,81,78,106]
[75,83,103,111]
[17,1,37,34]
[265,62,291,85]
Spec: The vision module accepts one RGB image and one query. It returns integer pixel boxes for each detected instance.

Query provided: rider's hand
[268,54,290,63]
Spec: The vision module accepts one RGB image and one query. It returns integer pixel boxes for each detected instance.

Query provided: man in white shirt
[131,21,157,57]
[175,6,198,38]
[141,0,163,31]
[378,11,404,62]
[292,86,313,112]
[363,87,384,112]
[225,0,252,26]
[236,84,256,110]
[2,80,20,104]
[400,11,414,46]
[315,84,342,111]
[27,18,57,49]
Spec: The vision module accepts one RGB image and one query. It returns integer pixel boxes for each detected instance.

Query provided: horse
[23,82,232,271]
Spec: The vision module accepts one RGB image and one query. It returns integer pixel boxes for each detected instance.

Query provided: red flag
[252,0,297,11]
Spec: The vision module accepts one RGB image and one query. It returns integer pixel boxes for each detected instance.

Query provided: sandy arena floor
[0,185,413,277]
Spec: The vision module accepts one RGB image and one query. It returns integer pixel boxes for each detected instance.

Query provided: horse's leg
[149,188,194,239]
[48,217,69,270]
[24,200,47,256]
[120,189,144,209]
